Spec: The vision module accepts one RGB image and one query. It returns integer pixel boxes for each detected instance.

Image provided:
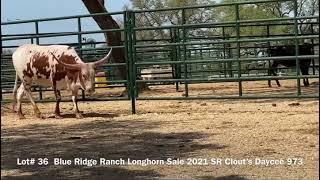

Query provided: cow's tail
[12,72,19,112]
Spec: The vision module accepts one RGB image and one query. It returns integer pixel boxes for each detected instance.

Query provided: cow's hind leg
[54,90,63,119]
[270,67,281,87]
[72,90,83,119]
[12,73,19,112]
[16,84,26,119]
[300,67,310,86]
[302,77,309,86]
[267,69,272,87]
[24,87,44,119]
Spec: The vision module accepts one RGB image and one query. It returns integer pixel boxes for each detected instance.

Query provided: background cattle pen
[1,0,319,114]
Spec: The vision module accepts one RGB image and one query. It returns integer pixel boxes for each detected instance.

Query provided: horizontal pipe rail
[2,29,125,41]
[133,16,319,31]
[134,35,319,48]
[1,11,125,25]
[135,55,318,65]
[136,95,319,100]
[135,75,319,83]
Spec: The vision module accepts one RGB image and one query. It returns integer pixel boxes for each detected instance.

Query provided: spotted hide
[12,44,112,119]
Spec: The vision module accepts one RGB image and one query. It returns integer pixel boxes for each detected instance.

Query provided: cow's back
[269,44,313,67]
[12,44,82,89]
[269,44,313,56]
[12,44,71,73]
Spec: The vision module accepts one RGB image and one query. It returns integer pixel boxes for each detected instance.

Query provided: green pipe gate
[1,0,319,114]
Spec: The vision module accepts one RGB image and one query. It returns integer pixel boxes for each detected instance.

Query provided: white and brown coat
[12,44,112,119]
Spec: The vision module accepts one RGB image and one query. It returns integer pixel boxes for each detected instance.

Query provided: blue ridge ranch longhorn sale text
[16,157,303,167]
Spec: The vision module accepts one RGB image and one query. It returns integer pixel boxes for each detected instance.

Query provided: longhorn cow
[12,44,112,119]
[267,43,313,87]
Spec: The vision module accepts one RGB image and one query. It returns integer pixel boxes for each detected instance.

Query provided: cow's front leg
[268,79,272,87]
[54,89,63,119]
[72,91,83,119]
[300,67,310,87]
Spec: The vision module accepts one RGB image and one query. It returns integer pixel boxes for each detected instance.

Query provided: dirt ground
[1,80,319,179]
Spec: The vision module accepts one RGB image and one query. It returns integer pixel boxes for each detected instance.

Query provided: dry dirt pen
[1,80,319,179]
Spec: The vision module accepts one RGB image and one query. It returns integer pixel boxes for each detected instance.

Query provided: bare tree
[82,0,127,81]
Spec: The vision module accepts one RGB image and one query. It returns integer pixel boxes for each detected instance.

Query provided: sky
[1,0,221,47]
[1,0,131,22]
[1,0,131,47]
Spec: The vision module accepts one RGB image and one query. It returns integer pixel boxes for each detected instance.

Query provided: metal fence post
[235,4,242,96]
[175,28,181,89]
[124,11,131,99]
[293,0,301,95]
[266,24,272,86]
[35,21,43,100]
[310,23,315,75]
[0,25,2,101]
[170,28,180,91]
[182,8,189,97]
[132,11,138,99]
[77,17,86,100]
[222,27,227,77]
[127,10,136,114]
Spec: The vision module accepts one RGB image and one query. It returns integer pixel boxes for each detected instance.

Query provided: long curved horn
[93,48,113,67]
[50,52,82,70]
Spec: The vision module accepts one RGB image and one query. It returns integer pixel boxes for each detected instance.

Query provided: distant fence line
[1,0,319,113]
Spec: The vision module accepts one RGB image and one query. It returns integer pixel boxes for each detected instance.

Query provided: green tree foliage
[219,0,292,38]
[220,0,319,34]
[128,0,318,42]
[129,0,216,40]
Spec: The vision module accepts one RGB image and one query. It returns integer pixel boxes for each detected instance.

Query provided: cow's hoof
[36,113,45,119]
[55,114,63,119]
[12,105,17,112]
[76,113,84,119]
[18,114,26,119]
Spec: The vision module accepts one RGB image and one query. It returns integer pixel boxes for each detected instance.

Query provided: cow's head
[51,48,112,95]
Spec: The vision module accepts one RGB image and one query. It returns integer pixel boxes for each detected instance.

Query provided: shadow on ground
[198,175,250,180]
[46,112,119,119]
[1,117,228,179]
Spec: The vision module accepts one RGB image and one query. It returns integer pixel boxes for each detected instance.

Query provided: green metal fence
[1,0,319,114]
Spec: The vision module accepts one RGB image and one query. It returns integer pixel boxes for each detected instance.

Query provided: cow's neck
[65,70,86,90]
